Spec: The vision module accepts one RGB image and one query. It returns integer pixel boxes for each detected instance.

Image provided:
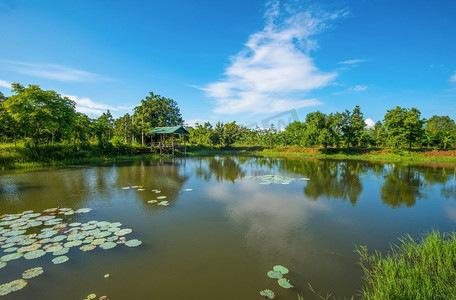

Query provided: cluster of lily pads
[122,185,192,207]
[0,207,142,296]
[0,266,43,296]
[259,265,293,299]
[245,175,310,185]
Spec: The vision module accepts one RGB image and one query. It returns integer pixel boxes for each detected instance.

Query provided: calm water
[1,156,456,299]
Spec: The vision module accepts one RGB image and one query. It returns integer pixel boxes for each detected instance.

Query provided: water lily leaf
[0,278,27,295]
[0,261,6,269]
[1,252,23,262]
[260,289,275,299]
[64,240,82,248]
[137,188,146,191]
[273,265,289,274]
[53,247,70,256]
[114,229,132,236]
[69,222,81,227]
[75,208,92,214]
[157,201,170,206]
[22,267,44,279]
[104,274,110,278]
[80,244,96,252]
[147,200,157,204]
[184,188,193,192]
[35,215,55,221]
[157,196,167,199]
[122,186,131,189]
[125,239,142,247]
[91,238,107,246]
[24,249,46,260]
[267,270,283,279]
[100,242,117,250]
[4,247,18,253]
[277,278,294,289]
[52,255,69,264]
[87,294,97,299]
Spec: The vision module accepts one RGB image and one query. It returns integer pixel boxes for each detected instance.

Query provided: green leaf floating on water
[22,267,44,279]
[125,239,142,247]
[260,289,275,299]
[52,255,69,264]
[267,270,283,279]
[273,265,289,275]
[277,278,294,289]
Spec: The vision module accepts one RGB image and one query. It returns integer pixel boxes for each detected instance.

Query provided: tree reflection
[380,166,424,208]
[195,156,245,183]
[276,159,365,205]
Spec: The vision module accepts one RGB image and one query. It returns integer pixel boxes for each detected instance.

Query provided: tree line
[0,83,183,150]
[188,106,456,149]
[1,83,455,151]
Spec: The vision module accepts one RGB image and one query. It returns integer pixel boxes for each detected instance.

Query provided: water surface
[1,157,455,299]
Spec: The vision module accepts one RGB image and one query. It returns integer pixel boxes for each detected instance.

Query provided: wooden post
[172,134,175,157]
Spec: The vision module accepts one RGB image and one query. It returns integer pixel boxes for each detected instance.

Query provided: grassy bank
[186,145,456,166]
[357,230,456,300]
[0,142,167,170]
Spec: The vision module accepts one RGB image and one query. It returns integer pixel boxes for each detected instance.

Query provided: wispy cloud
[64,94,131,116]
[202,1,347,115]
[0,79,11,89]
[0,60,109,82]
[185,118,209,127]
[450,71,456,83]
[348,85,368,92]
[338,59,367,65]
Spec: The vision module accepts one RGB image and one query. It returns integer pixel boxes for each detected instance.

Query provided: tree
[4,83,76,150]
[425,115,456,149]
[340,105,366,147]
[134,92,183,145]
[383,106,425,149]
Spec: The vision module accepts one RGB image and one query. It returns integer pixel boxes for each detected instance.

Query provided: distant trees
[1,82,455,151]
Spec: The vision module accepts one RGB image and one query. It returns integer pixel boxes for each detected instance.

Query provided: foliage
[425,115,456,149]
[358,230,456,300]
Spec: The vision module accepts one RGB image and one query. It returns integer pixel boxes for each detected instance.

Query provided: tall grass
[0,142,162,169]
[357,230,456,300]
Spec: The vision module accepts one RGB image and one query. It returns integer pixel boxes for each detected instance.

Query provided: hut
[151,126,190,157]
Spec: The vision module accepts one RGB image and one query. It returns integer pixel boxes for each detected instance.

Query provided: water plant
[260,289,275,299]
[358,230,456,300]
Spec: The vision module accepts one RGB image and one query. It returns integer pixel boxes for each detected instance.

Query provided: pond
[0,156,455,299]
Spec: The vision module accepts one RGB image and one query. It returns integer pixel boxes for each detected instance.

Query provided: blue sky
[0,0,455,128]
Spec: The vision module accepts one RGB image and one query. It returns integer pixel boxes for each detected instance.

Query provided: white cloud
[0,60,109,82]
[450,71,456,83]
[64,94,129,116]
[338,59,367,65]
[0,79,11,89]
[202,1,345,115]
[349,85,368,92]
[185,118,209,127]
[364,118,375,128]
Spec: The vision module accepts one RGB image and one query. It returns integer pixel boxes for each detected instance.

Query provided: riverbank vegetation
[1,83,456,168]
[357,230,456,300]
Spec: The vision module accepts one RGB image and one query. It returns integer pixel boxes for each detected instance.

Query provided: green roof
[151,126,190,135]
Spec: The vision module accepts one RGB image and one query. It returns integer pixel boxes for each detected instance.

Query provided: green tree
[383,106,425,149]
[425,115,456,149]
[340,105,366,147]
[4,83,76,150]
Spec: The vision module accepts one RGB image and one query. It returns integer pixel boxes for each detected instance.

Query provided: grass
[0,142,168,170]
[185,145,456,166]
[357,230,456,300]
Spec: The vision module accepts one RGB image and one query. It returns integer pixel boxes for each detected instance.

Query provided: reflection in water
[195,156,245,183]
[380,166,424,208]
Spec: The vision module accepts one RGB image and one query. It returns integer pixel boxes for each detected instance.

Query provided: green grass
[0,142,167,170]
[357,230,456,300]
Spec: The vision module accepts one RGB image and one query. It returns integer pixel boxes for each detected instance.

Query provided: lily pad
[87,294,97,299]
[267,270,283,279]
[75,208,92,214]
[64,240,82,248]
[277,278,294,289]
[157,196,167,199]
[157,201,170,206]
[91,238,107,246]
[125,239,142,247]
[53,247,70,256]
[1,252,23,262]
[0,279,27,295]
[100,242,117,250]
[147,200,158,204]
[114,228,132,236]
[24,249,46,260]
[273,265,289,274]
[22,267,44,279]
[52,255,69,264]
[0,262,6,269]
[80,244,96,252]
[184,188,193,192]
[122,186,131,189]
[260,289,275,299]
